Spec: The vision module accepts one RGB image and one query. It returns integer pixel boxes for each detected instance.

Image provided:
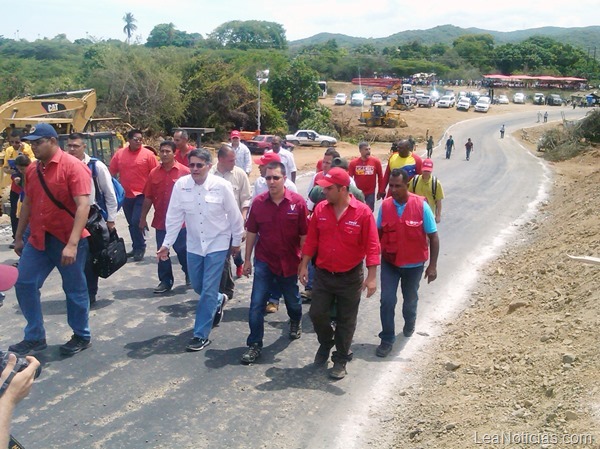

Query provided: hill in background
[289,24,600,51]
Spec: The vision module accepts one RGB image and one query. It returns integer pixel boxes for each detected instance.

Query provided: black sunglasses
[189,162,206,169]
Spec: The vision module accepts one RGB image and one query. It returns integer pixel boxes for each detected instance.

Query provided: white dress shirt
[232,142,252,175]
[83,153,118,222]
[266,148,297,181]
[163,173,244,256]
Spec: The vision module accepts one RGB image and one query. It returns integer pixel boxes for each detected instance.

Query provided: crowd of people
[1,125,444,409]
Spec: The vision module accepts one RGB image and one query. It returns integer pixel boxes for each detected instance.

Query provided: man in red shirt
[140,141,190,294]
[348,141,384,211]
[9,123,93,356]
[240,161,308,364]
[109,129,159,261]
[299,168,380,379]
[173,129,195,166]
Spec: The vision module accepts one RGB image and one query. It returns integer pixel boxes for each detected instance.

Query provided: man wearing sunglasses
[109,130,159,261]
[158,149,244,352]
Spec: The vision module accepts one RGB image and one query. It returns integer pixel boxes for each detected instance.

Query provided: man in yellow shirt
[2,130,35,247]
[408,158,445,223]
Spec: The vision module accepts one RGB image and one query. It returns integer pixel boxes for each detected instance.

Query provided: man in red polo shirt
[240,161,308,364]
[109,129,159,261]
[299,168,380,379]
[348,141,384,211]
[140,141,190,294]
[10,123,93,356]
[173,129,195,166]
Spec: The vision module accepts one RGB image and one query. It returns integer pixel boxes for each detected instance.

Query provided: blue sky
[6,0,599,43]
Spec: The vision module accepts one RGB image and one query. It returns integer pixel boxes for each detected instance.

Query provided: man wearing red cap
[408,158,445,223]
[376,168,439,358]
[229,131,252,175]
[299,168,380,379]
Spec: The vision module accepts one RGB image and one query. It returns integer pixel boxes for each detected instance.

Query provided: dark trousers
[309,264,363,363]
[219,253,235,299]
[122,195,146,252]
[156,228,188,288]
[9,190,19,239]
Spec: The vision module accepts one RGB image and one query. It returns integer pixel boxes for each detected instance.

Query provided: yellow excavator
[359,102,408,128]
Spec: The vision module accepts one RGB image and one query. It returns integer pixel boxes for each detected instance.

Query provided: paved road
[0,108,586,448]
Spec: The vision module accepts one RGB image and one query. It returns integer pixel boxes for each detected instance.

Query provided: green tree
[146,23,203,48]
[209,20,287,50]
[122,12,137,44]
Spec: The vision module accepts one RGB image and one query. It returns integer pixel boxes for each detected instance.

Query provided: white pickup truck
[285,130,337,147]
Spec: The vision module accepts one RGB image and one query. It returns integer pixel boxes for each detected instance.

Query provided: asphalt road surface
[0,108,587,448]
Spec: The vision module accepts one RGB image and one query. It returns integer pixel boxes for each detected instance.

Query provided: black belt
[316,263,362,276]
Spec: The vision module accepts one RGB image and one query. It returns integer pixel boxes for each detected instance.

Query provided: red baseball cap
[0,265,18,291]
[316,167,350,188]
[422,159,434,172]
[230,130,241,139]
[253,152,281,166]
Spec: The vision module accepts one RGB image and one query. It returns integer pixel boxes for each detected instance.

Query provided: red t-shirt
[143,161,190,230]
[174,144,195,166]
[25,150,92,250]
[109,146,159,198]
[246,189,309,277]
[302,195,380,272]
[348,156,384,196]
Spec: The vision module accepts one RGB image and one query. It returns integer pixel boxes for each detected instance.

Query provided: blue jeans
[379,259,424,344]
[15,234,90,341]
[305,259,316,291]
[123,195,146,252]
[247,259,302,347]
[156,228,188,288]
[187,250,228,340]
[364,193,375,212]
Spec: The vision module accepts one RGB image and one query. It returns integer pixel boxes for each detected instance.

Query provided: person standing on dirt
[408,159,444,223]
[109,129,159,262]
[500,125,505,139]
[376,168,439,357]
[299,168,380,379]
[229,130,252,175]
[543,112,548,123]
[445,135,455,159]
[348,142,384,211]
[426,136,434,158]
[140,141,190,295]
[465,138,474,161]
[265,136,297,183]
[380,139,422,199]
[157,148,244,352]
[240,161,308,364]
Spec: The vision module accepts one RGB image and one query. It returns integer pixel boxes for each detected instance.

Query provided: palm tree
[123,13,137,44]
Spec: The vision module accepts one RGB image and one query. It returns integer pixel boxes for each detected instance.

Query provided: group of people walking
[2,125,441,381]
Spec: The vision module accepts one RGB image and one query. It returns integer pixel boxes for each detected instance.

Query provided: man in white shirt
[66,133,118,306]
[266,136,297,183]
[158,148,244,352]
[229,130,252,175]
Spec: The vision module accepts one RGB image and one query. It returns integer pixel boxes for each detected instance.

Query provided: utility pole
[256,69,269,133]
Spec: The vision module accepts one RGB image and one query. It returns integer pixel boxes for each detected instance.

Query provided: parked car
[285,130,337,147]
[415,88,425,98]
[497,94,509,104]
[513,92,525,104]
[474,96,492,113]
[417,95,434,108]
[429,89,441,102]
[245,135,295,154]
[334,93,347,105]
[548,94,563,106]
[371,93,384,104]
[533,93,545,105]
[437,95,456,108]
[456,96,471,111]
[350,92,365,106]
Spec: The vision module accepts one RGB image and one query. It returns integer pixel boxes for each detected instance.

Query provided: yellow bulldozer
[359,103,408,128]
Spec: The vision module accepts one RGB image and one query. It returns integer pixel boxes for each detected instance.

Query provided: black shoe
[403,323,415,337]
[314,344,332,366]
[329,361,347,379]
[212,294,228,327]
[59,335,91,356]
[185,275,191,287]
[9,240,15,249]
[241,343,262,364]
[89,293,97,306]
[300,289,312,303]
[376,342,393,357]
[289,320,302,340]
[153,282,171,294]
[126,249,135,258]
[133,250,145,262]
[186,337,211,352]
[8,339,48,355]
[0,292,4,308]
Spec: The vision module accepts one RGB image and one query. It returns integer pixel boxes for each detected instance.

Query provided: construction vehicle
[359,102,407,128]
[0,89,123,192]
